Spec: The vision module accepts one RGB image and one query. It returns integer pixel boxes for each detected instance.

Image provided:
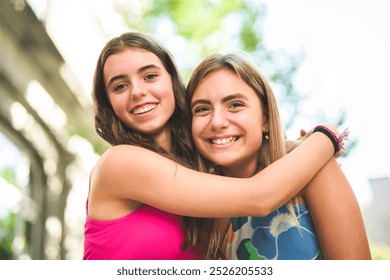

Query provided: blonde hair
[187,53,300,252]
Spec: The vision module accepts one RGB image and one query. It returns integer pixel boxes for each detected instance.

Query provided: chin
[210,159,236,168]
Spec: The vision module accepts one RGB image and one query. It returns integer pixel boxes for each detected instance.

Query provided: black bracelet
[313,125,349,154]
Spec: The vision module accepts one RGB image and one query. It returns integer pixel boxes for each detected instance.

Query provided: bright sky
[263,0,390,205]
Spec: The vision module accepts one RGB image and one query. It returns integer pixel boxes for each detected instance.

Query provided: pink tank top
[83,203,202,260]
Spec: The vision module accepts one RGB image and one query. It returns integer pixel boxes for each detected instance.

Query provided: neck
[220,160,259,178]
[153,126,172,152]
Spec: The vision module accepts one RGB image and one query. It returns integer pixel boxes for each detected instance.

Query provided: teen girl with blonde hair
[187,53,371,259]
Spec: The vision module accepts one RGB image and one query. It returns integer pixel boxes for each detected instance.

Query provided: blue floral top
[224,204,322,260]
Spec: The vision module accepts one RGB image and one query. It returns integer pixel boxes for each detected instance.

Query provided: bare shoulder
[94,145,164,172]
[91,144,178,196]
[101,144,171,160]
[98,144,147,162]
[89,145,146,219]
[93,145,147,180]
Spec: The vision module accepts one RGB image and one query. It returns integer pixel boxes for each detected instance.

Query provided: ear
[262,120,269,133]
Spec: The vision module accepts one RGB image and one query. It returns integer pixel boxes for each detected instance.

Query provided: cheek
[191,120,204,147]
[109,96,124,113]
[160,83,176,112]
[165,93,176,115]
[243,117,264,143]
[191,121,200,139]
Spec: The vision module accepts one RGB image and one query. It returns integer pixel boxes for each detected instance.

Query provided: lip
[129,102,158,115]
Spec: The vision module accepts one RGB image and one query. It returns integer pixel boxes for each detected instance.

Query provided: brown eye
[114,84,127,91]
[193,106,209,114]
[229,101,244,109]
[145,74,157,81]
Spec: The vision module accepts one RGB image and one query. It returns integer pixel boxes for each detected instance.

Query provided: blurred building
[366,175,390,247]
[0,0,104,259]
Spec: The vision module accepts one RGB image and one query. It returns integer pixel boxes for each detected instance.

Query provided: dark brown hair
[92,32,222,259]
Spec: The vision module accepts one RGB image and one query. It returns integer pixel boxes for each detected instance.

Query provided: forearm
[95,130,337,218]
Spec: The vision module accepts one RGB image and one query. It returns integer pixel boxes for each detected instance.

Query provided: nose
[209,109,229,131]
[130,82,146,99]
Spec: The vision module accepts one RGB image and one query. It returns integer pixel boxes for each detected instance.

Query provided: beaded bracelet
[313,125,349,154]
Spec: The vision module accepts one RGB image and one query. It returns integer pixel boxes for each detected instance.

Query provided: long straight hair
[187,53,299,243]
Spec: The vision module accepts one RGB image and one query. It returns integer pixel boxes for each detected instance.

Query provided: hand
[286,125,343,158]
[286,128,313,154]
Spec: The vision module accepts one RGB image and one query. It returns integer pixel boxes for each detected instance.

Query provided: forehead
[192,69,258,101]
[104,48,164,73]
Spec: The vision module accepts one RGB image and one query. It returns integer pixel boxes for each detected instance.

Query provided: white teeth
[131,104,157,115]
[211,136,238,145]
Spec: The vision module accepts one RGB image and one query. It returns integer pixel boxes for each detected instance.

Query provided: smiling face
[104,47,175,148]
[191,69,268,178]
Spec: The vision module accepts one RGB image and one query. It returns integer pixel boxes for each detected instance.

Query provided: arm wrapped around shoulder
[313,125,349,155]
[286,125,348,158]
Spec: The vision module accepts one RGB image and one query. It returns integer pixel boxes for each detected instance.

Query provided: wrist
[313,125,349,154]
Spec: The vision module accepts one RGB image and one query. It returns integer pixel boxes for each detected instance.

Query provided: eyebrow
[106,64,162,88]
[191,93,249,109]
[222,93,249,103]
[138,64,161,73]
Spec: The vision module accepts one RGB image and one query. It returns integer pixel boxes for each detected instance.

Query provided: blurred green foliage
[118,0,305,125]
[0,168,17,259]
[0,213,15,259]
[0,168,16,185]
[370,244,390,260]
[116,0,350,146]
